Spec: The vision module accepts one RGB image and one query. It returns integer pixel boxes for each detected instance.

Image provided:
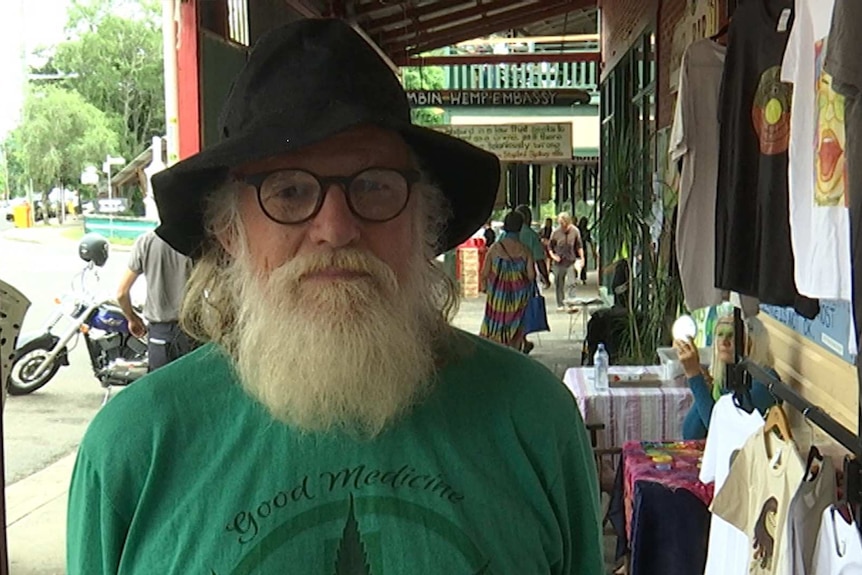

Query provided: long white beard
[228,248,441,437]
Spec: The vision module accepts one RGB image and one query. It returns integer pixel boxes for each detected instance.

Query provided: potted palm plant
[597,125,684,364]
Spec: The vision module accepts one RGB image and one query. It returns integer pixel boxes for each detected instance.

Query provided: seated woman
[675,314,777,440]
[479,210,535,352]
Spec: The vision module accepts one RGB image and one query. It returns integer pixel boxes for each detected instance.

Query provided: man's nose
[307,184,361,248]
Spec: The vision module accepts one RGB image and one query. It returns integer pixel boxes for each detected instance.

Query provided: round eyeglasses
[242,167,420,225]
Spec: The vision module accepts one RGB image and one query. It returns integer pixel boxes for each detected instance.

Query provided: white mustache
[263,249,399,295]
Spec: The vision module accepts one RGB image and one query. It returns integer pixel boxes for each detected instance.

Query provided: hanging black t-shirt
[715,0,820,319]
[824,0,862,373]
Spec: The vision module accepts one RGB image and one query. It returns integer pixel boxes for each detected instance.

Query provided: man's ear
[216,226,239,257]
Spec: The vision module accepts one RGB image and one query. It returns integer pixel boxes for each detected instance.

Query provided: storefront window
[599,26,657,254]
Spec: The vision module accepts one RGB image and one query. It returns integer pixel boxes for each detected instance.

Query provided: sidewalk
[6,453,75,575]
[3,275,600,572]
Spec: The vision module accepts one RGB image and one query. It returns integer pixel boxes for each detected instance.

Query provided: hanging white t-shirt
[780,0,852,301]
[700,395,766,575]
[712,428,805,575]
[787,455,837,574]
[670,38,727,311]
[812,506,862,574]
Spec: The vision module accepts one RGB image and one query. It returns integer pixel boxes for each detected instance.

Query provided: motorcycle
[6,234,148,403]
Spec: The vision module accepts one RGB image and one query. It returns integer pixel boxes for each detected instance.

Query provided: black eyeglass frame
[242,167,421,225]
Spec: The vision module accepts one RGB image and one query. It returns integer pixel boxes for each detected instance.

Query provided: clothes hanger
[710,22,730,41]
[732,381,755,414]
[731,368,756,414]
[804,444,824,482]
[764,403,793,441]
[800,406,825,481]
[836,496,855,525]
[710,16,732,43]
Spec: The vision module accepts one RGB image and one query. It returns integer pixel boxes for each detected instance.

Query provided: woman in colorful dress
[479,210,535,351]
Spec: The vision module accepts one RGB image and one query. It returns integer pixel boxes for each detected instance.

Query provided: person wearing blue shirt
[514,205,551,290]
[675,314,777,439]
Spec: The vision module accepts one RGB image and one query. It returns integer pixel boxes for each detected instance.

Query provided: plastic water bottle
[594,343,609,391]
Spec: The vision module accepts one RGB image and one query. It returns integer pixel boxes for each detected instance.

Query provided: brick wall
[656,0,731,128]
[657,0,686,129]
[599,0,657,81]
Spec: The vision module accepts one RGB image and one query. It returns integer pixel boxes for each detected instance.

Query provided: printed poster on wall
[432,123,573,162]
[761,300,856,363]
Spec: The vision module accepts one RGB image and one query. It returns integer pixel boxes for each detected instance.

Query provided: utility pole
[162,0,180,166]
[1,144,9,202]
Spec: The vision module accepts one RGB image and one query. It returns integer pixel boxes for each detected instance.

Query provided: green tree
[10,85,119,192]
[44,0,163,160]
[401,65,447,126]
[3,132,28,198]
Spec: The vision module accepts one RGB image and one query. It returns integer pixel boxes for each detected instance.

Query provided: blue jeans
[147,321,195,372]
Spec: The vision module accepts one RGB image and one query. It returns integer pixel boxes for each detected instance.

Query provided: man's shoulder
[79,345,238,455]
[518,226,544,258]
[440,330,574,409]
[433,331,585,448]
[520,226,540,240]
[132,230,156,251]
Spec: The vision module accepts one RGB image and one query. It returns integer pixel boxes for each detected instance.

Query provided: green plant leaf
[333,496,373,575]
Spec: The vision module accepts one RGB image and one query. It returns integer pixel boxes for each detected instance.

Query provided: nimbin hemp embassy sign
[406,89,590,108]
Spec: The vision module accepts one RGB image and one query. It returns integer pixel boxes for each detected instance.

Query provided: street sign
[102,156,125,174]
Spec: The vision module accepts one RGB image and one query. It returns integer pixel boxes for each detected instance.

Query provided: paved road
[0,235,143,485]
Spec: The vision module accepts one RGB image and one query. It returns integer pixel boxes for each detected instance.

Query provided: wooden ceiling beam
[363,0,474,33]
[351,0,407,17]
[387,0,590,56]
[395,50,600,66]
[378,0,528,45]
[283,0,324,18]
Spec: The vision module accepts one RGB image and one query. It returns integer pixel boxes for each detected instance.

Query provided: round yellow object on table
[651,454,673,464]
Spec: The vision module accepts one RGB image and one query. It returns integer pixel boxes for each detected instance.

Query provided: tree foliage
[47,0,164,160]
[4,0,164,197]
[401,65,447,126]
[10,85,118,192]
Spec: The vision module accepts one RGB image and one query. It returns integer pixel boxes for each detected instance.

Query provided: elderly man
[549,212,585,310]
[67,20,602,574]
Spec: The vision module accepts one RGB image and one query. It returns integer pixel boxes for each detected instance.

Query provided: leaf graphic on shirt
[333,495,373,575]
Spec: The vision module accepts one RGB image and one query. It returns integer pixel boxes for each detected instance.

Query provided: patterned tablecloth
[562,366,694,449]
[622,440,714,539]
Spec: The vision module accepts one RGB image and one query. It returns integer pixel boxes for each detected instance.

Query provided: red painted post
[177,0,201,159]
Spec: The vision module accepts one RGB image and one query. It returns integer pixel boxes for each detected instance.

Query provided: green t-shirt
[519,226,546,262]
[67,331,603,574]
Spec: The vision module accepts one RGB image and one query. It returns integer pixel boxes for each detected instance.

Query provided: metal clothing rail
[740,359,862,458]
[737,350,862,516]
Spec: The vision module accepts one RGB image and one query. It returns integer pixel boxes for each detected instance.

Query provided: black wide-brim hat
[152,18,501,258]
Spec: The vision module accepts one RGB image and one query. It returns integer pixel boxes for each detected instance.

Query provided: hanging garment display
[711,427,804,575]
[715,0,820,319]
[811,505,862,573]
[700,395,765,575]
[670,38,727,311]
[786,454,837,574]
[824,0,862,367]
[781,0,851,302]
